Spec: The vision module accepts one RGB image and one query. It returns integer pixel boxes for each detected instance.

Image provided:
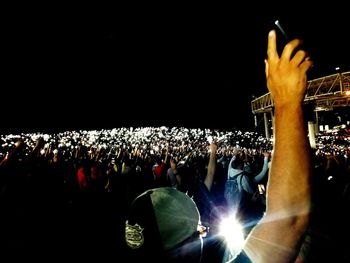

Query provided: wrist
[274,102,302,110]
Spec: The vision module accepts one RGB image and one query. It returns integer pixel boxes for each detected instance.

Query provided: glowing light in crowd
[219,215,245,261]
[207,136,213,144]
[43,134,50,141]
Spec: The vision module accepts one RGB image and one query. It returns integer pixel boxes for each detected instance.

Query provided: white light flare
[219,215,245,260]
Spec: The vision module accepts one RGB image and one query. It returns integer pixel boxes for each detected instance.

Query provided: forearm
[204,152,216,191]
[245,105,311,263]
[268,105,311,215]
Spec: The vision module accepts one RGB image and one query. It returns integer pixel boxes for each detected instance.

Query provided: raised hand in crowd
[243,29,313,263]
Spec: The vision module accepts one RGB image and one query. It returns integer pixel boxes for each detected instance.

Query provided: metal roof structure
[251,71,350,114]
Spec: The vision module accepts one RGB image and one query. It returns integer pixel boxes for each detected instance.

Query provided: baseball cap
[125,187,201,260]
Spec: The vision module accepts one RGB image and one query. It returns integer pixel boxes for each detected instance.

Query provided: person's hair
[231,155,244,170]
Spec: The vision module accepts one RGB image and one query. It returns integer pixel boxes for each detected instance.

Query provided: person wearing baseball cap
[125,187,206,262]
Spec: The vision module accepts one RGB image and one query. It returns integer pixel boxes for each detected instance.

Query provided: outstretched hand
[265,30,313,108]
[209,142,218,153]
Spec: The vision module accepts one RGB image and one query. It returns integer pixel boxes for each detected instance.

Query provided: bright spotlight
[345,90,350,96]
[219,215,245,260]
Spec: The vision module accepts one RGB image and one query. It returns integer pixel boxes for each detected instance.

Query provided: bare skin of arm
[204,142,217,191]
[244,30,313,263]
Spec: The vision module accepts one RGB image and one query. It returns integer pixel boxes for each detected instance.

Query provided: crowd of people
[0,123,348,261]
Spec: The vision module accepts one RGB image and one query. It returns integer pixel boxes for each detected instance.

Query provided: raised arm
[0,139,25,167]
[244,30,313,263]
[204,142,217,191]
[253,152,270,184]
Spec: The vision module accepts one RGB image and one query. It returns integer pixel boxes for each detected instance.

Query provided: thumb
[264,59,269,79]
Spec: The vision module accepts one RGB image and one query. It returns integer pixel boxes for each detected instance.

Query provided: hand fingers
[267,30,278,63]
[290,50,309,67]
[299,58,313,75]
[280,39,303,61]
[264,59,269,78]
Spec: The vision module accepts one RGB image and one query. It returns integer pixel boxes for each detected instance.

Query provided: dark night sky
[2,4,349,133]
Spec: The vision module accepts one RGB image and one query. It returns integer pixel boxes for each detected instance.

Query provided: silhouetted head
[125,187,204,263]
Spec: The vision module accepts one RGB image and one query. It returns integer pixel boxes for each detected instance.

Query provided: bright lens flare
[219,216,245,259]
